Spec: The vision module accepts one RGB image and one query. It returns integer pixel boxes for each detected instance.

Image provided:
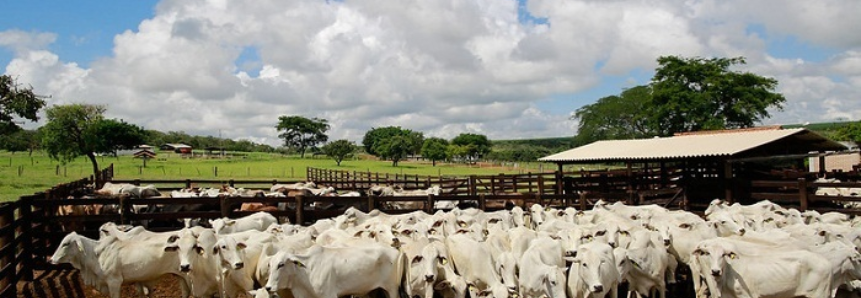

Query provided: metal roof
[539,128,847,163]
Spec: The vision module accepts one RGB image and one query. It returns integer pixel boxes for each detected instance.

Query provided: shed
[160,143,193,154]
[133,149,157,159]
[539,127,847,208]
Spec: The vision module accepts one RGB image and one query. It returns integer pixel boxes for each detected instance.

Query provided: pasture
[0,150,566,202]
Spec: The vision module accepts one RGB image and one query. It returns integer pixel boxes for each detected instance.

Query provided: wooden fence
[7,165,861,296]
[306,167,563,195]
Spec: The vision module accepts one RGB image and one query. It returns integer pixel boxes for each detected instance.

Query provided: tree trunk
[433,160,436,167]
[87,152,101,187]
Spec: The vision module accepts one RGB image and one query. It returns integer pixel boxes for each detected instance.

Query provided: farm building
[539,127,849,209]
[160,143,193,153]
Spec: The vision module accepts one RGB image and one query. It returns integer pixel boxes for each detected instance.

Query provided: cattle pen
[4,161,861,297]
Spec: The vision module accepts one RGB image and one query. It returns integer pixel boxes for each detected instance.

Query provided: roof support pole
[626,162,634,205]
[724,161,734,204]
[818,155,826,174]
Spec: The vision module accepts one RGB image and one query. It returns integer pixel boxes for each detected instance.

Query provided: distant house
[160,143,193,154]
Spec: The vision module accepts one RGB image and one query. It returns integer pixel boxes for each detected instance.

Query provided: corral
[2,128,861,297]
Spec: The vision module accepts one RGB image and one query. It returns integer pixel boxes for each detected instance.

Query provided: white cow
[692,238,834,298]
[212,232,275,298]
[165,228,221,298]
[95,233,191,298]
[567,241,621,298]
[265,243,403,298]
[446,233,511,298]
[209,211,278,235]
[518,236,567,298]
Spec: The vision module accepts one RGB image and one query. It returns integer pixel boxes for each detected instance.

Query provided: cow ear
[818,230,827,237]
[212,246,219,254]
[237,242,247,250]
[75,238,85,253]
[167,235,179,243]
[164,245,178,252]
[226,220,236,226]
[353,231,363,237]
[193,245,204,255]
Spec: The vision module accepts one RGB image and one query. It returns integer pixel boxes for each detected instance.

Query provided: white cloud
[2,0,860,147]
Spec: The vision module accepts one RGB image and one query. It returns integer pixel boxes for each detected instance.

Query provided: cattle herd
[49,198,861,298]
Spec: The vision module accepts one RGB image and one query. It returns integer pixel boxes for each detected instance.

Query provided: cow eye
[595,231,606,236]
[582,263,587,268]
[438,257,448,265]
[412,256,424,264]
[277,262,285,269]
[679,223,691,229]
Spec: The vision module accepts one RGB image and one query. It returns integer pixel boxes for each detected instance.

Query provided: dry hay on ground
[16,270,222,298]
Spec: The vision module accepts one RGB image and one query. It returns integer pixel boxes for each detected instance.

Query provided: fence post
[229,179,235,188]
[798,178,809,211]
[555,171,563,195]
[469,176,477,196]
[478,194,486,210]
[18,196,34,281]
[220,195,231,218]
[426,194,435,213]
[119,194,132,224]
[0,204,14,298]
[367,195,377,212]
[295,195,305,226]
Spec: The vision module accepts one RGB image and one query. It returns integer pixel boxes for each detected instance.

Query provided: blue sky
[1,0,859,144]
[1,1,158,67]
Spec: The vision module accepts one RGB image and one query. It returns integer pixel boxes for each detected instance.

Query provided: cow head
[213,236,247,270]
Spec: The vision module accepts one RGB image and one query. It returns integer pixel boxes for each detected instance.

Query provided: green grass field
[0,150,564,202]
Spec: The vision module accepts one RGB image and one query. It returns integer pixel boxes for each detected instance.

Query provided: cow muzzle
[234,262,245,270]
[591,285,604,293]
[180,264,192,272]
[425,275,435,282]
[711,269,722,277]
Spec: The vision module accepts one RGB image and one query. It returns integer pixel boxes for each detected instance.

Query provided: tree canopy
[572,85,655,144]
[41,104,145,184]
[451,133,491,161]
[0,75,46,135]
[373,134,413,166]
[362,126,424,161]
[573,56,786,141]
[276,115,329,158]
[421,137,448,166]
[321,139,356,166]
[650,56,785,136]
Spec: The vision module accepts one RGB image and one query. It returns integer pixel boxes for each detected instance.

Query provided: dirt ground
[17,271,240,298]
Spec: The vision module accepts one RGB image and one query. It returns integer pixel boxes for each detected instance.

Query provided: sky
[2,0,860,147]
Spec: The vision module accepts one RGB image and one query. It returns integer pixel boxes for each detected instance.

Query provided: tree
[1,75,47,135]
[321,139,356,166]
[650,56,786,136]
[421,137,449,166]
[41,104,145,185]
[276,116,329,158]
[373,135,412,166]
[362,126,424,159]
[572,85,656,144]
[0,129,40,155]
[452,133,492,162]
[835,121,861,145]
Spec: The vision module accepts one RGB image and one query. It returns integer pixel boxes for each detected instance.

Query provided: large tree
[572,85,655,144]
[1,75,46,135]
[373,135,412,166]
[41,104,145,185]
[650,56,785,136]
[451,133,491,162]
[421,137,449,166]
[321,139,356,166]
[362,126,424,158]
[276,116,329,158]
